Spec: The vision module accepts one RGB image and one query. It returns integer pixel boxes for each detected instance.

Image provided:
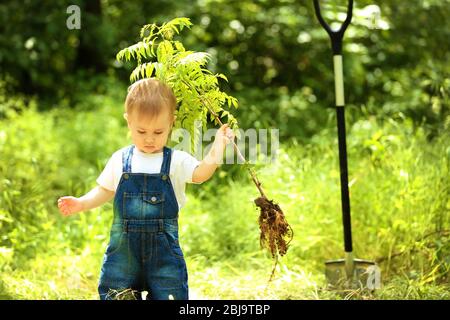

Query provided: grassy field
[0,89,449,300]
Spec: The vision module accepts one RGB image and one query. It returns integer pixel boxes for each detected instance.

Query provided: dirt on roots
[255,196,294,282]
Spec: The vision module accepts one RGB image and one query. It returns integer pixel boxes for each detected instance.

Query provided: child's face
[125,110,174,154]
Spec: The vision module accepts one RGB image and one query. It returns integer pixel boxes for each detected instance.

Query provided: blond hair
[125,78,177,118]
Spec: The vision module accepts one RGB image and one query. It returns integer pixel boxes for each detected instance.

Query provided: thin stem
[182,79,267,198]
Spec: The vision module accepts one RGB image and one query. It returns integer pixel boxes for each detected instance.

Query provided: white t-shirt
[96,146,201,209]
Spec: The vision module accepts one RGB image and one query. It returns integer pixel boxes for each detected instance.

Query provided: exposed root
[255,196,294,282]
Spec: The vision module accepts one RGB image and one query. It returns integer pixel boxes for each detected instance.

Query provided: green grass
[0,88,449,299]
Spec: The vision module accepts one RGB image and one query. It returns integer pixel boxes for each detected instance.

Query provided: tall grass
[0,87,448,299]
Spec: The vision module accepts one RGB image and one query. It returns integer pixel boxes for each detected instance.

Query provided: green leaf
[130,67,139,82]
[145,63,154,78]
[217,73,228,82]
[174,41,185,52]
[139,45,146,59]
[140,64,146,79]
[145,44,152,57]
[232,97,239,108]
[151,42,156,56]
[157,40,174,63]
[176,52,209,66]
[116,50,124,62]
[140,24,157,39]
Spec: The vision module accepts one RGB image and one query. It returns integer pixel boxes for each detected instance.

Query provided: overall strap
[160,146,172,176]
[122,145,135,173]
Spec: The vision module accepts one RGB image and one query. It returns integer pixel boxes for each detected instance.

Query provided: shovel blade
[325,258,380,289]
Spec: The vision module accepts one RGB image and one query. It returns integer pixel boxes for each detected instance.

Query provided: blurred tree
[0,0,181,100]
[177,0,449,136]
[0,0,77,96]
[76,0,108,73]
[0,0,448,135]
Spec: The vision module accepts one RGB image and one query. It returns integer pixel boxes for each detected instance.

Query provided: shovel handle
[313,0,354,254]
[313,0,353,55]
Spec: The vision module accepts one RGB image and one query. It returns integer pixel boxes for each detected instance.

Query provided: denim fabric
[98,145,188,300]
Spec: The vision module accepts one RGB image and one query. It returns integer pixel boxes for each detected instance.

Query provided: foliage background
[0,0,449,299]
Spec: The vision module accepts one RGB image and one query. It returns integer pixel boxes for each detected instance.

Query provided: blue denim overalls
[98,145,188,300]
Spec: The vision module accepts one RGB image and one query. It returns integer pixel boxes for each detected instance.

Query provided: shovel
[313,0,379,289]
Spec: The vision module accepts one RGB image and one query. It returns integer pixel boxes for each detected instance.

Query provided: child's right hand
[57,196,84,216]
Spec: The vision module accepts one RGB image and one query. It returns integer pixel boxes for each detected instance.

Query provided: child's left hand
[215,124,235,147]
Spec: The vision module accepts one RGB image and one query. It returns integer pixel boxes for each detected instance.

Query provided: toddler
[57,78,234,300]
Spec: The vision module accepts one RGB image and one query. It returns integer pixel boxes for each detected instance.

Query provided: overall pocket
[161,231,184,259]
[142,192,165,217]
[105,230,125,257]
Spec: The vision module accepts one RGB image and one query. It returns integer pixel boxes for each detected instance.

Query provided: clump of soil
[255,196,293,282]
